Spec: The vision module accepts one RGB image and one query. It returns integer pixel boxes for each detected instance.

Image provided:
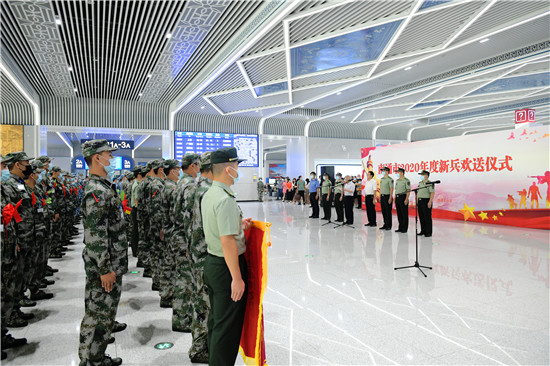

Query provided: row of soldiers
[0,152,84,360]
[115,153,213,363]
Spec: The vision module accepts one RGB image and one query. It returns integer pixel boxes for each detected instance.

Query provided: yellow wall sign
[0,125,24,156]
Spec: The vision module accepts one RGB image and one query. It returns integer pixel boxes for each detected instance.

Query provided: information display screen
[174,131,259,167]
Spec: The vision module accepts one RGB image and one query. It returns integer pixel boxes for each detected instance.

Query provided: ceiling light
[68,66,73,72]
[200,106,205,110]
[147,73,152,78]
[255,110,259,113]
[55,18,62,25]
[300,105,305,108]
[336,92,342,95]
[74,88,78,92]
[341,116,345,119]
[404,66,412,71]
[138,93,143,97]
[166,33,172,39]
[479,38,490,43]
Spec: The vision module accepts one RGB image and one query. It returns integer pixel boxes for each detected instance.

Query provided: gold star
[479,212,488,221]
[459,204,476,221]
[492,215,498,221]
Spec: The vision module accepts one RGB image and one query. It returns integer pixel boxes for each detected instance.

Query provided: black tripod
[394,184,435,277]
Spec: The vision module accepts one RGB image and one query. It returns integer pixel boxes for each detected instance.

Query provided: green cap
[50,166,62,172]
[36,156,52,163]
[200,151,212,168]
[132,166,142,174]
[181,153,201,167]
[146,160,157,170]
[163,159,180,170]
[81,139,117,158]
[211,147,245,165]
[419,170,430,177]
[3,151,34,164]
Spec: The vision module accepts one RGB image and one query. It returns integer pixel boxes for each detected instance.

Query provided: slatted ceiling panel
[423,81,488,101]
[0,2,54,96]
[374,52,433,75]
[309,121,370,139]
[209,89,289,114]
[387,1,485,57]
[292,64,373,89]
[288,1,327,16]
[49,0,185,101]
[173,113,260,134]
[157,1,263,103]
[40,96,169,129]
[244,22,285,57]
[452,0,550,45]
[0,72,35,125]
[509,60,550,76]
[263,118,308,136]
[202,63,248,95]
[242,51,287,84]
[288,0,412,44]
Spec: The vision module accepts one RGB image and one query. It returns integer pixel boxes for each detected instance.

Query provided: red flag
[240,221,271,365]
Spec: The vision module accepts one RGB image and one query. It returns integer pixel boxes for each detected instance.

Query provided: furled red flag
[240,221,271,366]
[122,199,132,215]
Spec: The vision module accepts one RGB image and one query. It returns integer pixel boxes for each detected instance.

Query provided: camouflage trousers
[20,245,37,295]
[172,255,193,331]
[29,230,47,292]
[78,276,122,366]
[149,233,162,288]
[1,260,18,330]
[258,191,264,202]
[124,213,133,255]
[189,260,210,360]
[8,254,25,321]
[159,247,175,301]
[137,221,152,267]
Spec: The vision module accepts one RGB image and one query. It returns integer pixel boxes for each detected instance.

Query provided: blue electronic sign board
[174,132,259,167]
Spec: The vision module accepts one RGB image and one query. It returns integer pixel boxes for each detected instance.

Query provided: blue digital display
[290,20,402,78]
[254,81,288,96]
[419,0,452,11]
[469,73,550,96]
[174,132,259,167]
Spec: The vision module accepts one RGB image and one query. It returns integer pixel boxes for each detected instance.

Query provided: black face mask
[19,163,33,178]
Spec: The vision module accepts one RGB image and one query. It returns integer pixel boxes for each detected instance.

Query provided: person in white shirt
[343,175,356,225]
[362,171,378,227]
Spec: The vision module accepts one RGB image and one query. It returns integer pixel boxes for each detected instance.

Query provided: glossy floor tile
[5,197,549,365]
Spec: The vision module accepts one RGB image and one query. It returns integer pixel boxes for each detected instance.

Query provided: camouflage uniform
[78,140,128,366]
[257,179,265,201]
[159,159,180,305]
[148,161,165,289]
[187,152,213,361]
[36,156,55,267]
[171,153,200,331]
[121,173,134,250]
[50,167,67,256]
[1,153,35,325]
[136,163,154,273]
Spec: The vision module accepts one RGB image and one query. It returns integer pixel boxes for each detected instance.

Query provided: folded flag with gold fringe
[240,221,271,366]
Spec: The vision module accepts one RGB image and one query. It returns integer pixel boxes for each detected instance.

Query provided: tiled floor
[5,198,549,365]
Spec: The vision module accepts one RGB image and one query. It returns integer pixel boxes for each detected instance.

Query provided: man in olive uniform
[202,147,253,365]
[171,153,201,332]
[187,152,213,363]
[379,167,394,231]
[1,155,28,357]
[417,170,435,237]
[333,173,345,222]
[78,139,127,366]
[394,168,411,233]
[257,178,265,202]
[2,152,38,327]
[158,159,181,308]
[321,172,332,221]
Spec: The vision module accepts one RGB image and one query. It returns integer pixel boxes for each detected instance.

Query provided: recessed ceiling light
[341,116,345,119]
[74,88,78,92]
[55,18,62,25]
[138,93,143,97]
[166,33,172,39]
[404,66,412,71]
[147,73,152,78]
[255,110,259,113]
[337,92,342,95]
[479,38,490,43]
[200,106,205,109]
[68,66,73,72]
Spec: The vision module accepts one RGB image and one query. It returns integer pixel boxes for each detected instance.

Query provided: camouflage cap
[36,155,52,163]
[140,165,151,174]
[132,166,142,174]
[163,159,180,170]
[125,172,134,179]
[81,139,117,158]
[181,153,201,167]
[3,151,34,163]
[145,160,157,170]
[50,166,62,172]
[200,151,212,168]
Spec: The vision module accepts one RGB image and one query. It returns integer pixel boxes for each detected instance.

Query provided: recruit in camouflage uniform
[171,152,201,332]
[78,139,127,366]
[129,166,143,258]
[121,172,134,253]
[1,154,29,350]
[158,159,181,307]
[148,159,166,291]
[36,156,56,269]
[136,162,155,276]
[1,152,37,327]
[49,166,67,258]
[186,152,213,363]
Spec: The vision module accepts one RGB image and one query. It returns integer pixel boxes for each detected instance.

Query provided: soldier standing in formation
[394,168,411,233]
[129,166,143,259]
[333,173,345,222]
[136,162,155,277]
[148,159,167,293]
[171,153,201,332]
[78,139,127,366]
[321,172,332,221]
[417,170,435,237]
[379,167,394,231]
[257,177,265,202]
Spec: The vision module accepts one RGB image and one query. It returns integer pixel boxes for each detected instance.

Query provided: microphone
[426,180,441,185]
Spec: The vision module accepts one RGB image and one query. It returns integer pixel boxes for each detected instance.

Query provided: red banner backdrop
[360,126,550,230]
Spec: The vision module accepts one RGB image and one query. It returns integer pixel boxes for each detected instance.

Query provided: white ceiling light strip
[283,20,293,105]
[442,0,498,49]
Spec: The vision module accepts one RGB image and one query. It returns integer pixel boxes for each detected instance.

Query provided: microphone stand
[394,182,437,277]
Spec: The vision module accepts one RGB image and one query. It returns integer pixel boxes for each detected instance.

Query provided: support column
[162,130,173,159]
[23,125,40,158]
[286,136,307,178]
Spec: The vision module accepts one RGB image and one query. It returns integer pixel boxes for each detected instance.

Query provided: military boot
[102,354,122,366]
[19,296,37,307]
[1,333,27,350]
